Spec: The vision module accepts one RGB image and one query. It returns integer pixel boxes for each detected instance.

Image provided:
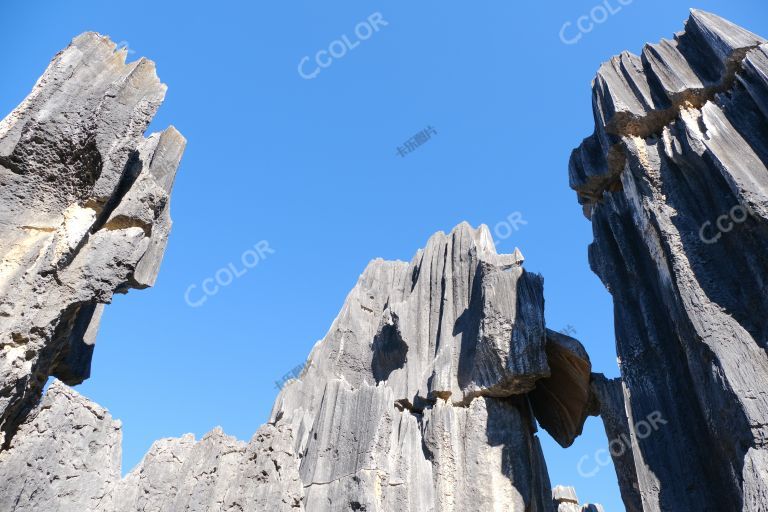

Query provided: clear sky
[2,1,766,509]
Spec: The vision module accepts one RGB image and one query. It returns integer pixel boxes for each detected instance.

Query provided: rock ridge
[572,9,768,511]
[0,32,185,449]
[0,221,601,511]
[570,9,766,214]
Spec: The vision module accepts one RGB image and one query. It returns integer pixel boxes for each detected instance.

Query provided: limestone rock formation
[571,9,768,511]
[552,485,605,512]
[0,380,121,512]
[529,330,593,448]
[266,223,594,511]
[0,30,614,512]
[0,218,602,511]
[588,374,641,512]
[0,32,185,448]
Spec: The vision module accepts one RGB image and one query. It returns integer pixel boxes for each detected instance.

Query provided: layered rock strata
[571,9,768,511]
[0,32,185,448]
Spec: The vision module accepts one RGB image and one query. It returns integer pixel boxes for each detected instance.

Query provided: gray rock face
[571,9,768,511]
[0,32,185,448]
[0,380,122,512]
[115,424,304,512]
[0,221,601,511]
[269,223,559,511]
[0,33,611,512]
[552,486,604,512]
[588,374,641,512]
[0,381,305,512]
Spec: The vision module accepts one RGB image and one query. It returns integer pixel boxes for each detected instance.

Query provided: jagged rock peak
[263,221,593,510]
[572,10,768,511]
[0,221,598,511]
[271,221,541,416]
[0,381,304,512]
[569,8,765,213]
[0,32,185,448]
[552,485,605,512]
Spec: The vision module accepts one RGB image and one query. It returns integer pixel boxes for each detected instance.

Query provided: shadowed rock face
[0,32,185,448]
[529,330,593,448]
[0,34,607,512]
[588,374,642,512]
[268,222,559,511]
[0,221,600,511]
[572,9,768,511]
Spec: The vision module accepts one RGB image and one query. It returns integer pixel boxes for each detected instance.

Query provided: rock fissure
[10,11,767,511]
[572,9,768,512]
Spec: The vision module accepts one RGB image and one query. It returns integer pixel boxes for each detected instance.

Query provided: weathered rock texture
[0,220,601,510]
[0,32,185,448]
[0,33,611,512]
[0,380,121,512]
[588,374,642,512]
[571,9,768,511]
[552,485,605,512]
[268,223,594,511]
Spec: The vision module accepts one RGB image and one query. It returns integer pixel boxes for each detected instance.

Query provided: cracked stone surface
[0,30,614,512]
[0,32,185,449]
[572,9,768,511]
[268,222,564,511]
[0,380,121,512]
[0,221,603,511]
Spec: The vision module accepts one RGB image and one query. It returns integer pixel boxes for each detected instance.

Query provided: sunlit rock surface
[0,221,601,511]
[268,222,557,511]
[572,9,768,511]
[552,485,605,512]
[0,32,185,448]
[0,32,612,512]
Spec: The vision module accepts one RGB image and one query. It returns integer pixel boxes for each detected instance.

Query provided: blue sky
[2,1,766,509]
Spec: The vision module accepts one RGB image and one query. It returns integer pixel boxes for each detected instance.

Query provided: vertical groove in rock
[572,9,768,511]
[0,218,602,510]
[0,33,185,448]
[0,32,611,512]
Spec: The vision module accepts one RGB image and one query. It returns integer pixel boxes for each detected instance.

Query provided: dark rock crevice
[572,9,768,511]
